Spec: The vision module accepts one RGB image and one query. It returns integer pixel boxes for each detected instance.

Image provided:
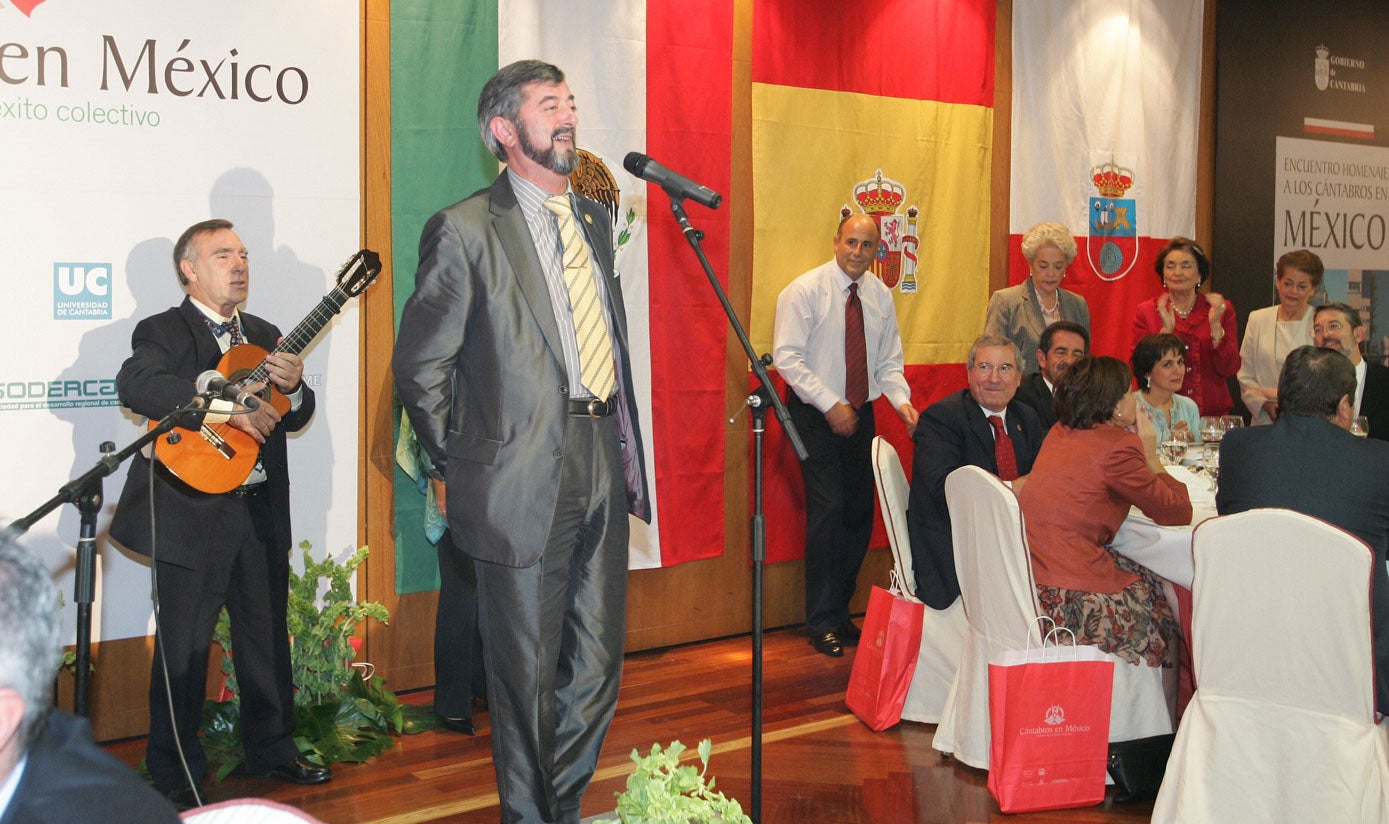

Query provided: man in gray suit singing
[393,60,650,824]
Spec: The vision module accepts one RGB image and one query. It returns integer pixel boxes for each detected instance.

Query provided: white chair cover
[870,436,967,724]
[931,465,1173,769]
[182,798,326,823]
[1152,509,1389,823]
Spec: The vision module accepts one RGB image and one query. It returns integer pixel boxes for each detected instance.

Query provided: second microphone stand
[3,401,214,716]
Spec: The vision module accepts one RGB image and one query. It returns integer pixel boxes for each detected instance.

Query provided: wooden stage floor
[106,627,1156,823]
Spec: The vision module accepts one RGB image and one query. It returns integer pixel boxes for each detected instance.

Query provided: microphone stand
[3,400,212,716]
[666,195,807,824]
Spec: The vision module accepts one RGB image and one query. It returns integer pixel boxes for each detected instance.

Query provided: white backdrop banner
[0,0,361,642]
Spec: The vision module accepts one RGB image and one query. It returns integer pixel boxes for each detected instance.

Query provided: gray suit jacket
[393,174,651,568]
[983,279,1090,375]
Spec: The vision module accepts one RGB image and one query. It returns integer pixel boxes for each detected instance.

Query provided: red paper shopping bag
[986,631,1114,813]
[845,582,925,731]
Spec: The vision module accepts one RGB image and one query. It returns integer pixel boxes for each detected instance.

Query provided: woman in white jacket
[1237,249,1323,425]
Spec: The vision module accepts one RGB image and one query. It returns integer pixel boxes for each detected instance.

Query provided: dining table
[1109,464,1218,589]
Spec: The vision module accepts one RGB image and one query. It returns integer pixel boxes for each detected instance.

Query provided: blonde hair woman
[985,222,1091,375]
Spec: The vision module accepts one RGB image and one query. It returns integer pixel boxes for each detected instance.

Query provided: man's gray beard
[519,126,578,176]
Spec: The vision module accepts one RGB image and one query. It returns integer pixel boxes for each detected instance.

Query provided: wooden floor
[105,627,1156,823]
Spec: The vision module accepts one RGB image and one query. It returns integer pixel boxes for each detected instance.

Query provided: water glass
[1202,443,1220,491]
[1159,440,1186,467]
[1199,416,1224,444]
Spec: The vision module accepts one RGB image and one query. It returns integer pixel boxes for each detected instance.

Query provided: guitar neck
[242,286,351,386]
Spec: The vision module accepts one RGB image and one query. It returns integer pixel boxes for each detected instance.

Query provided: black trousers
[789,394,876,636]
[434,529,487,717]
[146,495,296,792]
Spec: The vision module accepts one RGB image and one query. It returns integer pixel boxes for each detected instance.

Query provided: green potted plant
[597,739,752,824]
[202,541,433,779]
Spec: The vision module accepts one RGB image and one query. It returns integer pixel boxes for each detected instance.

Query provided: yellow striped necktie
[544,194,616,401]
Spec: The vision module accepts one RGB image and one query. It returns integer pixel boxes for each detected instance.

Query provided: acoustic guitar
[153,249,381,493]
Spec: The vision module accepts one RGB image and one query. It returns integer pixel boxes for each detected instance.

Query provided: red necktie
[988,414,1019,481]
[845,282,868,409]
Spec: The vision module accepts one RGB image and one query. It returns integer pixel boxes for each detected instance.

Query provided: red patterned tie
[988,414,1019,481]
[844,283,868,409]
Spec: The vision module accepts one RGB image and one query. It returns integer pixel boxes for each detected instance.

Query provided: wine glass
[1351,416,1370,438]
[1159,440,1186,467]
[1221,415,1244,434]
[1202,443,1220,491]
[1199,416,1224,444]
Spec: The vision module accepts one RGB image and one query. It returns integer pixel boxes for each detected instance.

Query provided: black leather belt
[226,483,266,499]
[567,397,616,418]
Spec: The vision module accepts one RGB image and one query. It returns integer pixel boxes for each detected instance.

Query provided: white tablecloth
[1109,465,1217,589]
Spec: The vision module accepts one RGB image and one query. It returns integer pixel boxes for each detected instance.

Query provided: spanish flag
[750,0,996,562]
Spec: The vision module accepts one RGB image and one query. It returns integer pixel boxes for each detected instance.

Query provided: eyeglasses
[971,362,1017,376]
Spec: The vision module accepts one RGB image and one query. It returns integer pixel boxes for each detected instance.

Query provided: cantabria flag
[392,0,732,574]
[749,0,995,562]
[1009,0,1204,361]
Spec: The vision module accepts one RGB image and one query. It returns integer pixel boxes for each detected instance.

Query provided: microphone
[195,370,261,410]
[623,152,722,209]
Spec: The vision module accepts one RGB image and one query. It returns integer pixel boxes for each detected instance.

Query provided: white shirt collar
[1355,358,1367,416]
[0,753,27,821]
[189,296,238,325]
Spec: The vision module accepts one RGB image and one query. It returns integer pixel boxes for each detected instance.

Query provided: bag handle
[889,567,909,598]
[1024,616,1080,662]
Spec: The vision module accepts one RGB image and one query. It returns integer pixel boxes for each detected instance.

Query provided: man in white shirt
[773,214,918,657]
[1314,302,1389,441]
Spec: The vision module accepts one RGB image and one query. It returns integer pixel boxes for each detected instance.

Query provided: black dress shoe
[438,715,476,735]
[163,785,203,812]
[810,631,844,657]
[839,621,862,645]
[252,756,332,785]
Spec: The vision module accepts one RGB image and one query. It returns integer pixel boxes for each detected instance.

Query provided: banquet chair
[1152,510,1389,823]
[870,436,967,724]
[930,465,1173,769]
[182,798,326,823]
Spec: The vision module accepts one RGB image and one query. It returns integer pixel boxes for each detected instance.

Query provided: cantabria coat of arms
[842,169,920,293]
[1086,161,1139,282]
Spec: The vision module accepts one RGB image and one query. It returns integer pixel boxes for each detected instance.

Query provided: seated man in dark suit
[1218,345,1389,713]
[0,538,181,823]
[908,334,1046,609]
[1313,302,1389,441]
[1014,320,1089,430]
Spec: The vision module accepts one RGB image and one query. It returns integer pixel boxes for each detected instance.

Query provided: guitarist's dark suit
[109,297,314,793]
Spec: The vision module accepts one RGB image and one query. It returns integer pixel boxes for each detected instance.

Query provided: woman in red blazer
[1017,357,1192,666]
[1131,237,1241,416]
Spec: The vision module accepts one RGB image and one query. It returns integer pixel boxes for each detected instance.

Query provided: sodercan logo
[54,261,112,319]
